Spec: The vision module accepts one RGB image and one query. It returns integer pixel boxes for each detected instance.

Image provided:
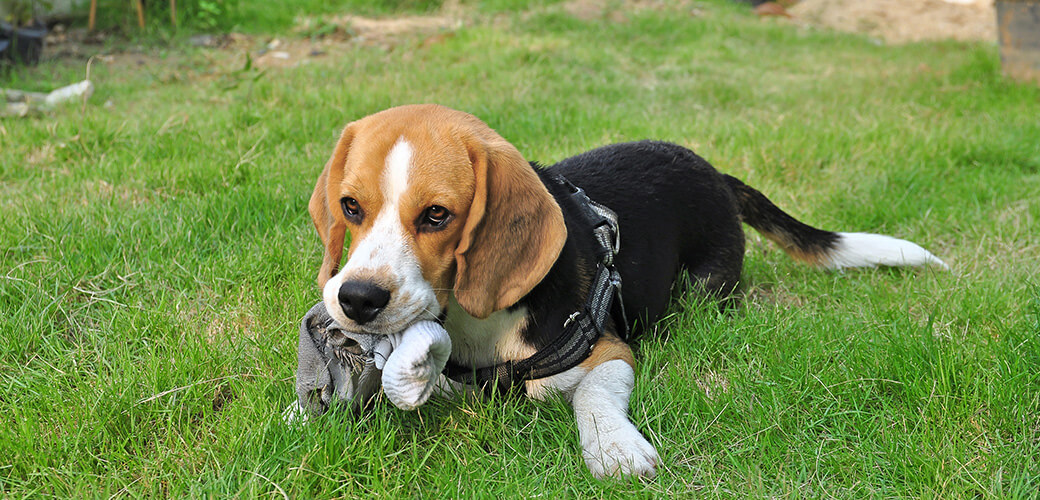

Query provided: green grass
[3,0,1039,496]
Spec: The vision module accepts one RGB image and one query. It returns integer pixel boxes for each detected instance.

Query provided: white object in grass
[374,320,452,411]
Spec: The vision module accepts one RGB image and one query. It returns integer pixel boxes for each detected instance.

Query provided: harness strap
[442,175,628,392]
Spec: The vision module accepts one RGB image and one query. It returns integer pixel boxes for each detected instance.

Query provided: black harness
[442,176,628,393]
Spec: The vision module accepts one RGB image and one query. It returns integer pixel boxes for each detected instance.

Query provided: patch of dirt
[211,383,236,413]
[82,179,157,207]
[40,12,462,71]
[695,369,730,400]
[557,0,995,44]
[294,13,459,43]
[26,143,56,166]
[205,302,258,344]
[561,0,702,22]
[239,13,461,69]
[790,0,996,44]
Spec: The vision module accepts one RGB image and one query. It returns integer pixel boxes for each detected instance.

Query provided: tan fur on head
[309,104,567,319]
[453,117,567,319]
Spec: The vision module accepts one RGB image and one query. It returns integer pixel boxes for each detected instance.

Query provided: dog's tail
[723,175,948,270]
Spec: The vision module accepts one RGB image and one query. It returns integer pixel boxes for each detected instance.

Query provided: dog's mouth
[340,303,445,336]
[323,326,377,371]
[323,274,445,336]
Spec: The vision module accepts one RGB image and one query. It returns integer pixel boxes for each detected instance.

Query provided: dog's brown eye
[341,197,362,221]
[420,205,452,230]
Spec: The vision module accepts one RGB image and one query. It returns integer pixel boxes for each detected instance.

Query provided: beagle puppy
[308,104,946,478]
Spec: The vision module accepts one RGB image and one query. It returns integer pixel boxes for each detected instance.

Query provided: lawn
[2,0,1039,496]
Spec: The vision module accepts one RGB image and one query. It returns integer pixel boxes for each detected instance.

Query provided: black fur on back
[513,140,839,347]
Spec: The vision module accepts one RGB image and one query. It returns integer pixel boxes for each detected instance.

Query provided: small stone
[189,34,216,47]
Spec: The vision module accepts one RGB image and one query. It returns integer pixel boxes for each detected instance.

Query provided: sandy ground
[789,0,996,44]
[37,0,999,76]
[558,0,998,44]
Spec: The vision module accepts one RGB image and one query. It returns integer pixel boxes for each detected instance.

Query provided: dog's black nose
[338,281,391,325]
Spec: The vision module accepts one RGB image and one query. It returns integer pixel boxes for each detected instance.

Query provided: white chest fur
[443,295,535,369]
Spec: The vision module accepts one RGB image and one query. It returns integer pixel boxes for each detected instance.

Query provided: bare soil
[789,0,997,44]
[33,0,999,81]
[39,12,462,72]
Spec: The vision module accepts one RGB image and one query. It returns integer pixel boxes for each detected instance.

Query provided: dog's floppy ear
[453,133,567,319]
[309,124,355,288]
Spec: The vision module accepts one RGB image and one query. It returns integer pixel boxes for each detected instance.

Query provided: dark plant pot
[0,21,46,66]
[996,1,1040,84]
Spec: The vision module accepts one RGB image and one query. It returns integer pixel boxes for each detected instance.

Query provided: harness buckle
[563,311,582,329]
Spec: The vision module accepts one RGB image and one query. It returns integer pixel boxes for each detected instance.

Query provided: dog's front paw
[378,320,452,411]
[582,422,659,479]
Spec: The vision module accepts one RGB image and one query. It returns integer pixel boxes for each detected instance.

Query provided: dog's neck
[509,167,601,349]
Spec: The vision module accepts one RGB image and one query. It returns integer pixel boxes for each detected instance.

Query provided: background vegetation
[2,0,1038,496]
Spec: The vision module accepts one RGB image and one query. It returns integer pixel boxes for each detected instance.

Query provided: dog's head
[310,104,567,334]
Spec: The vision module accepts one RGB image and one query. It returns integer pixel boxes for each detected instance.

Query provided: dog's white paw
[377,320,452,411]
[582,423,659,479]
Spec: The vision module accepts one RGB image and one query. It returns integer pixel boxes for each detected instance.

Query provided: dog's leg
[572,359,659,478]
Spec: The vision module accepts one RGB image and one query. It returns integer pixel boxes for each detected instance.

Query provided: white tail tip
[824,232,949,270]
